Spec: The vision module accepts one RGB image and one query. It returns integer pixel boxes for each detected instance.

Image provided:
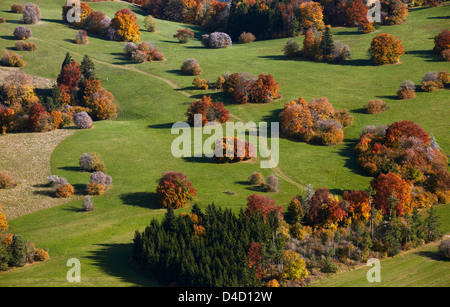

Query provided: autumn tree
[345,0,368,27]
[369,33,405,65]
[299,2,325,32]
[245,194,284,222]
[281,250,308,282]
[156,171,197,209]
[110,8,141,42]
[185,95,230,126]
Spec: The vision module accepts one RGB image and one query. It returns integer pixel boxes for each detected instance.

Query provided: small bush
[332,41,351,62]
[86,182,105,196]
[79,153,106,172]
[11,4,25,14]
[438,239,450,260]
[13,26,32,40]
[201,32,232,49]
[282,40,301,58]
[192,77,209,90]
[88,171,112,192]
[397,80,416,99]
[0,18,5,23]
[238,32,256,44]
[265,174,279,192]
[46,175,68,187]
[55,183,75,198]
[185,96,230,126]
[173,28,194,43]
[1,50,25,67]
[144,15,156,32]
[441,49,450,62]
[73,111,93,129]
[156,171,197,209]
[213,137,256,163]
[249,172,265,186]
[181,58,202,75]
[22,3,41,24]
[34,248,50,262]
[131,50,147,63]
[365,99,387,114]
[15,41,37,51]
[0,171,18,189]
[75,30,88,44]
[82,196,95,212]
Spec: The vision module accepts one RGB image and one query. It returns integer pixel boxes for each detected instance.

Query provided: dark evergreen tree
[319,26,334,58]
[80,54,96,80]
[61,52,74,70]
[424,206,443,243]
[8,235,25,267]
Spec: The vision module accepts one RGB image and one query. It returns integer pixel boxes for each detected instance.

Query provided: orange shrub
[55,183,75,198]
[0,205,9,232]
[365,99,387,114]
[345,0,368,27]
[369,33,405,65]
[34,248,50,262]
[433,29,450,54]
[185,95,230,126]
[86,182,105,196]
[213,137,256,163]
[299,2,324,31]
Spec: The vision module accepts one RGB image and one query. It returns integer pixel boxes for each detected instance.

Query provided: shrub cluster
[419,71,449,92]
[62,3,141,42]
[433,29,449,61]
[221,72,280,104]
[278,97,353,146]
[355,120,450,206]
[213,136,256,163]
[124,41,165,63]
[86,171,112,196]
[0,171,18,189]
[397,80,416,100]
[1,49,25,67]
[79,153,106,172]
[185,96,230,126]
[15,41,37,51]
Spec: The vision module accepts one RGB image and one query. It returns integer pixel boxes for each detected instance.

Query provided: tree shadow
[334,30,361,36]
[147,122,176,129]
[110,52,132,66]
[4,20,23,25]
[73,183,87,196]
[85,243,157,287]
[182,156,214,164]
[261,108,281,123]
[427,15,450,20]
[375,95,398,101]
[258,55,299,61]
[417,250,446,262]
[404,50,440,62]
[331,58,372,67]
[58,166,81,172]
[185,46,206,49]
[350,107,368,114]
[0,35,17,41]
[32,189,55,197]
[166,69,185,76]
[40,18,65,25]
[120,191,159,210]
[335,139,372,177]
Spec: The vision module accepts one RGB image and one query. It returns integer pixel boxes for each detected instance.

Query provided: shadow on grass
[351,107,368,114]
[259,54,372,67]
[417,250,446,261]
[0,35,17,41]
[375,94,398,101]
[335,139,372,177]
[147,122,176,129]
[120,191,159,210]
[166,69,185,76]
[40,18,65,25]
[85,243,157,287]
[404,50,440,62]
[58,166,81,172]
[182,156,214,164]
[110,52,132,66]
[235,180,265,192]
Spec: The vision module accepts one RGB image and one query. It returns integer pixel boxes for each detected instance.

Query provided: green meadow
[0,0,449,286]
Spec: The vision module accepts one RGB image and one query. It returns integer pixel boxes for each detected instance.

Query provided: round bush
[201,32,232,49]
[55,183,75,198]
[11,3,25,14]
[23,3,41,24]
[282,40,301,58]
[365,99,387,114]
[238,32,256,44]
[397,80,416,99]
[181,58,202,75]
[0,170,18,189]
[73,111,93,129]
[79,153,106,172]
[84,11,111,35]
[75,30,88,44]
[82,196,95,212]
[369,33,405,65]
[13,26,32,40]
[156,172,197,209]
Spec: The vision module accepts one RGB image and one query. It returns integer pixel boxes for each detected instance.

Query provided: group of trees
[132,202,305,286]
[0,205,49,271]
[124,0,412,41]
[62,2,141,42]
[355,120,450,208]
[278,96,353,146]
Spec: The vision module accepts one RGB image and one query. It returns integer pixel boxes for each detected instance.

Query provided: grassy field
[0,0,449,286]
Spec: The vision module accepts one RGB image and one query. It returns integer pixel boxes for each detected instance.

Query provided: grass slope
[0,0,449,286]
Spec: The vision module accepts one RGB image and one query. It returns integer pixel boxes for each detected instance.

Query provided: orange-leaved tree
[111,8,141,42]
